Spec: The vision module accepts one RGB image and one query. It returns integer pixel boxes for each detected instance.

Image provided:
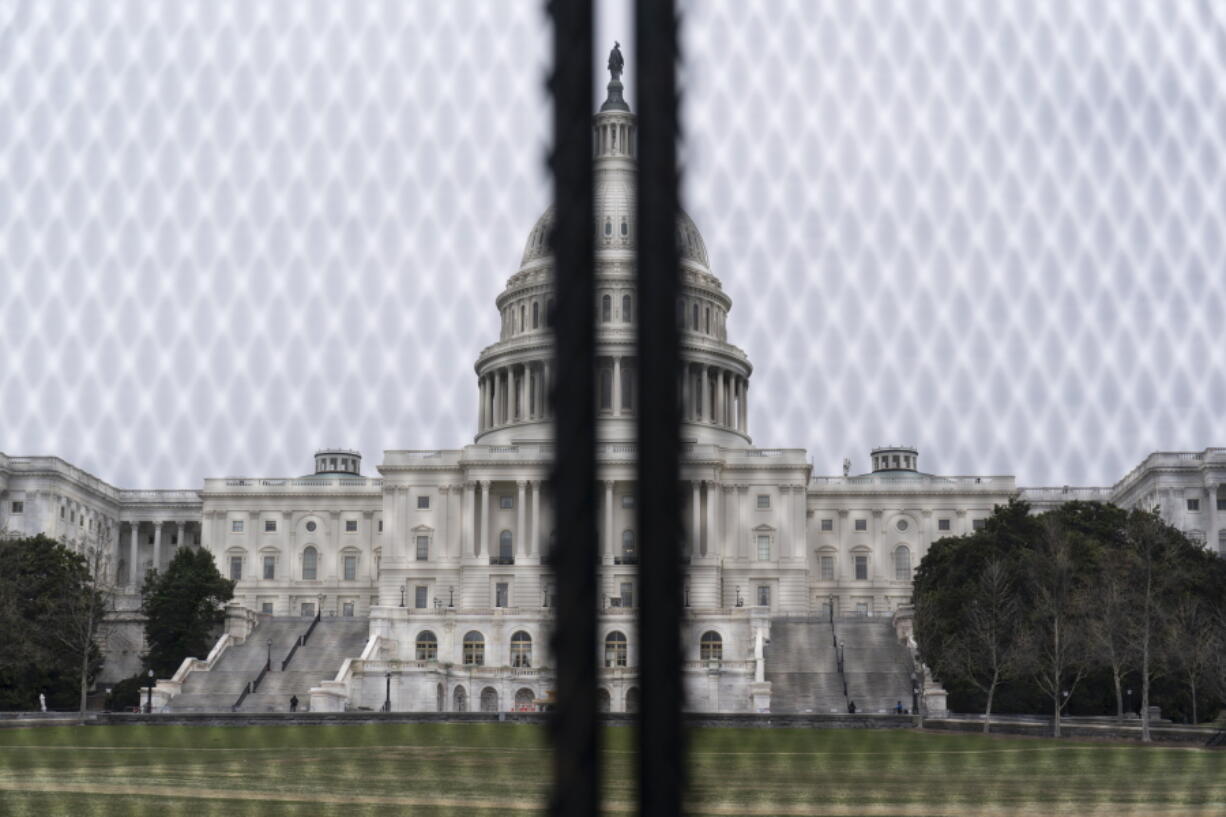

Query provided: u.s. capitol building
[3,68,1224,715]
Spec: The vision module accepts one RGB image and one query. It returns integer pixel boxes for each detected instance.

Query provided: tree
[141,547,234,677]
[1165,594,1219,725]
[1087,554,1135,720]
[1123,508,1181,742]
[50,528,115,718]
[0,534,106,710]
[1019,516,1093,738]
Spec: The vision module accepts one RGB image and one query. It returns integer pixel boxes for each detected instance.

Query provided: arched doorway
[480,686,500,713]
[596,688,611,713]
[625,687,640,713]
[453,685,468,713]
[514,688,535,712]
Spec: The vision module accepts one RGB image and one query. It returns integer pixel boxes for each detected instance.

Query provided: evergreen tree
[140,548,234,677]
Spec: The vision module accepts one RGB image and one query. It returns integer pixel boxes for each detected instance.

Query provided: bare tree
[938,558,1023,734]
[51,527,116,719]
[1023,517,1091,738]
[1165,594,1219,725]
[1087,556,1134,720]
[1124,509,1178,743]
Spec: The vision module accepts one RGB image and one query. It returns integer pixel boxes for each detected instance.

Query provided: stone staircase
[168,617,307,712]
[764,618,847,714]
[837,618,915,714]
[239,618,370,712]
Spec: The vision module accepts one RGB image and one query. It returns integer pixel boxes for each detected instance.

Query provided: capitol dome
[473,48,753,448]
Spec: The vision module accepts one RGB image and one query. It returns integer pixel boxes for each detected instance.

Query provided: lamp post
[400,585,405,608]
[735,586,743,607]
[383,672,392,713]
[317,593,325,618]
[448,586,454,608]
[1126,688,1134,719]
[145,669,154,714]
[266,639,272,672]
[911,671,919,718]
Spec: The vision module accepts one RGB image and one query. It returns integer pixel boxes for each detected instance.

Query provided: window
[264,520,276,532]
[621,529,636,563]
[10,501,23,514]
[692,303,699,330]
[500,495,514,510]
[417,495,430,509]
[416,630,438,661]
[972,518,987,531]
[705,307,711,334]
[263,556,275,580]
[463,631,485,665]
[619,582,634,608]
[61,506,65,518]
[232,520,244,533]
[756,494,770,509]
[261,602,274,614]
[415,585,428,609]
[520,304,525,331]
[757,586,770,607]
[604,631,628,667]
[854,518,867,531]
[1187,498,1200,511]
[1219,529,1226,556]
[306,520,317,532]
[300,602,315,617]
[302,547,317,580]
[938,518,951,531]
[820,555,835,581]
[757,534,771,561]
[854,555,868,580]
[343,554,357,581]
[532,301,539,329]
[622,294,632,322]
[621,495,636,509]
[602,294,612,322]
[510,631,532,668]
[497,530,513,563]
[604,218,612,237]
[229,556,242,581]
[495,582,510,608]
[821,518,833,531]
[620,217,628,237]
[342,601,354,617]
[700,631,722,661]
[894,546,911,580]
[416,535,429,561]
[378,520,383,532]
[896,519,909,532]
[345,519,358,532]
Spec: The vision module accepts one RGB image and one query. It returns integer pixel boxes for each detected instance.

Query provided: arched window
[620,217,628,237]
[692,303,699,330]
[625,687,640,713]
[600,368,613,410]
[302,546,317,581]
[894,545,911,580]
[605,631,627,667]
[416,630,438,661]
[601,294,612,322]
[453,685,468,712]
[705,307,711,334]
[700,631,722,661]
[604,217,612,237]
[480,686,500,712]
[463,631,485,666]
[514,687,535,711]
[520,305,526,332]
[532,301,540,329]
[622,294,632,322]
[621,529,636,563]
[510,630,532,668]
[498,530,513,563]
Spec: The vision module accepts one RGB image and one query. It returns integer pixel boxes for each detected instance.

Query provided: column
[129,523,139,587]
[177,521,187,553]
[705,480,718,558]
[152,522,162,573]
[738,486,748,559]
[463,482,475,559]
[509,367,518,421]
[691,481,701,557]
[491,372,500,426]
[531,480,541,556]
[543,361,551,419]
[715,370,724,427]
[479,378,487,430]
[438,485,451,563]
[604,480,614,560]
[779,487,791,560]
[700,366,708,422]
[612,357,622,417]
[479,480,490,558]
[516,480,527,558]
[680,366,690,420]
[741,380,749,433]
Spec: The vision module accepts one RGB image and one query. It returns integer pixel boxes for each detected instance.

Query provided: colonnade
[120,520,198,588]
[681,364,748,433]
[478,361,552,431]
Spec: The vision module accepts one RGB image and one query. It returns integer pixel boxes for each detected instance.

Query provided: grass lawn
[0,722,1223,816]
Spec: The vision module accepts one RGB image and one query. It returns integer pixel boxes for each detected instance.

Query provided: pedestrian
[895,700,903,714]
[39,693,46,713]
[289,695,299,713]
[848,700,856,714]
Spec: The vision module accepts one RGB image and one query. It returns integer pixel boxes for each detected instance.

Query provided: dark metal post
[546,2,597,817]
[636,1,685,815]
[384,672,392,713]
[145,669,154,714]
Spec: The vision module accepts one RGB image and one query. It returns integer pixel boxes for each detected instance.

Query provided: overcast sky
[1,1,1224,489]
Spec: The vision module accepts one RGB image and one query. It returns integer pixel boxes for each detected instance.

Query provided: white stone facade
[3,85,1223,711]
